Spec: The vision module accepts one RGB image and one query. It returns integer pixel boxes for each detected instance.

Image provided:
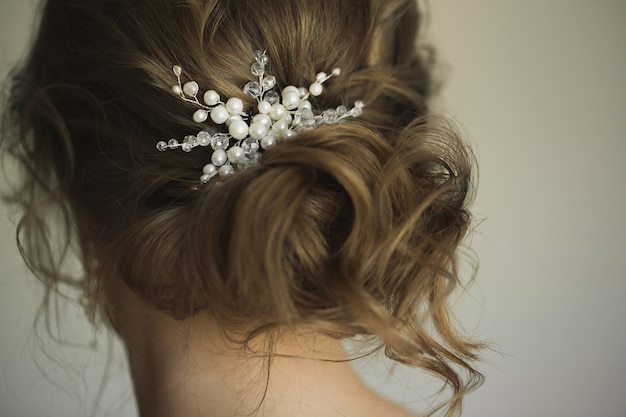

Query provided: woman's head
[3,0,482,414]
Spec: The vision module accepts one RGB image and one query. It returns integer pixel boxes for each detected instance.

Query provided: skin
[108,285,419,417]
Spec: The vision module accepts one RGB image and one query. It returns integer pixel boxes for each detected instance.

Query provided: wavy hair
[2,0,483,415]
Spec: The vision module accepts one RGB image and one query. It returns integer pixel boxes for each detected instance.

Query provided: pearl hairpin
[157,50,364,183]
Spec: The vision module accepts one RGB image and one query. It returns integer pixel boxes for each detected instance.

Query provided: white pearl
[183,81,199,96]
[193,109,208,123]
[173,65,182,76]
[210,105,230,124]
[225,114,242,127]
[211,149,227,166]
[204,90,220,106]
[227,146,244,164]
[229,119,249,140]
[298,100,312,111]
[248,122,268,140]
[316,72,327,82]
[271,119,288,133]
[261,135,277,149]
[253,113,272,128]
[227,146,244,163]
[298,87,308,98]
[203,163,217,175]
[219,165,234,177]
[282,85,299,96]
[226,97,244,114]
[258,101,272,114]
[309,82,323,97]
[172,85,182,95]
[331,68,341,76]
[282,90,300,110]
[269,103,286,120]
[283,129,296,140]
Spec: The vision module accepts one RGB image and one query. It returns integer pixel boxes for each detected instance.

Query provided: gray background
[1,1,625,416]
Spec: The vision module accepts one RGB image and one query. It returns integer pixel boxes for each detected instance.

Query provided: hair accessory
[156,50,364,183]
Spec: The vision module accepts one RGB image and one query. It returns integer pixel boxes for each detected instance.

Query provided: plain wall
[1,1,625,416]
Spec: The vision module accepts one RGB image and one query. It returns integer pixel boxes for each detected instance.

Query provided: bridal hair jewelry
[156,50,364,183]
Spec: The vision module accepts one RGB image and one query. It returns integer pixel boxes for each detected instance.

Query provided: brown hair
[2,0,483,415]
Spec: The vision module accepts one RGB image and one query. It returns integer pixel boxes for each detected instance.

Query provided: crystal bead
[264,91,279,104]
[322,109,337,123]
[262,75,276,90]
[258,54,269,66]
[253,50,264,60]
[241,138,260,153]
[251,62,264,76]
[236,155,254,170]
[156,141,167,151]
[300,108,314,120]
[182,142,193,152]
[351,106,363,117]
[336,105,348,116]
[211,133,230,150]
[168,138,179,147]
[197,131,211,146]
[243,81,261,98]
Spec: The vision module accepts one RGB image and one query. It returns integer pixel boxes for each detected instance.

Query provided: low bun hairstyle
[2,0,483,415]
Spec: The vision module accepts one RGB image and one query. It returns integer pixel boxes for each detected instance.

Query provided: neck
[108,287,416,417]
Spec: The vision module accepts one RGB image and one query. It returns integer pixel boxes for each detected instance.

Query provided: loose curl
[2,0,483,415]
